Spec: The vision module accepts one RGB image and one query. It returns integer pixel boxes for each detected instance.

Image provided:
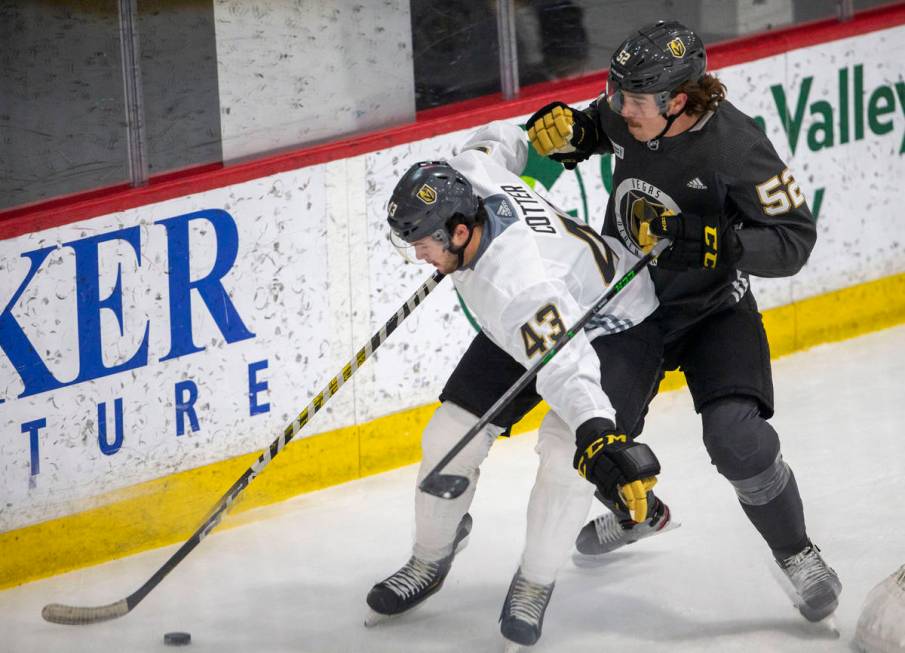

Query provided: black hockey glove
[526,102,600,170]
[573,417,660,523]
[647,209,742,271]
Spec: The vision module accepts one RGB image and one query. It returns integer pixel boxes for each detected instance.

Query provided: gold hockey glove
[618,476,659,523]
[574,417,661,523]
[526,102,599,170]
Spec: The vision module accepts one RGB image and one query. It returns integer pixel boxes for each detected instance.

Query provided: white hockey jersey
[445,122,659,431]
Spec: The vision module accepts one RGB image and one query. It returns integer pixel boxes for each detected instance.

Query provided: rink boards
[1,10,905,588]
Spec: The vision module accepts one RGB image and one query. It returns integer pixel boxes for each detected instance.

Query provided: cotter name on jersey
[501,184,556,234]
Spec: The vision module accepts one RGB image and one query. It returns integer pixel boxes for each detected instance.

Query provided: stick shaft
[43,271,445,625]
[419,241,670,494]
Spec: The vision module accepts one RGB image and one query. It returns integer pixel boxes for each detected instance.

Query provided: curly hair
[675,74,726,115]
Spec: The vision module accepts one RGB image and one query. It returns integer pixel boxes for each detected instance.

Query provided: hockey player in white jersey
[366,121,662,649]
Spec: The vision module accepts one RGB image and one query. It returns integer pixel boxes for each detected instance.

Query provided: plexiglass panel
[411,0,503,110]
[137,0,222,176]
[0,1,129,210]
[0,0,886,212]
[515,0,844,91]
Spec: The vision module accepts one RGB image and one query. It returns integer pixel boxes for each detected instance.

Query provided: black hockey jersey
[585,98,817,339]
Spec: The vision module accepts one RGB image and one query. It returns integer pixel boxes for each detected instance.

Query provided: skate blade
[807,614,840,639]
[502,637,526,652]
[364,609,393,628]
[571,520,681,568]
[768,562,840,637]
[364,597,431,628]
[791,611,840,639]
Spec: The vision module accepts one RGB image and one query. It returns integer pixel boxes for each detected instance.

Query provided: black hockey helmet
[607,21,706,115]
[387,161,480,246]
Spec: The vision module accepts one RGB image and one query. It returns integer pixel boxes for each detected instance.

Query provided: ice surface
[2,325,904,652]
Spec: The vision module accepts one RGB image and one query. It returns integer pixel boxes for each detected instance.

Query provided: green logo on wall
[762,64,905,155]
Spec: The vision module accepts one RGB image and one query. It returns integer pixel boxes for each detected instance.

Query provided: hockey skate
[774,542,842,626]
[499,568,555,651]
[364,513,472,627]
[572,496,679,567]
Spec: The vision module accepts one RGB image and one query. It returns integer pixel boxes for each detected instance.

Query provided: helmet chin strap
[647,110,681,148]
[446,224,475,270]
[443,198,483,271]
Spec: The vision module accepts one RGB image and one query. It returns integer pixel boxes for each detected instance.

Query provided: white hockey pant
[414,403,594,586]
[414,402,500,561]
[520,410,595,584]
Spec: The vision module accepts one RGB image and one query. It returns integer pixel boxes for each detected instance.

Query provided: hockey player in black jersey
[527,20,842,626]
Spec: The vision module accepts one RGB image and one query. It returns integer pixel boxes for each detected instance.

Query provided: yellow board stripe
[2,271,904,590]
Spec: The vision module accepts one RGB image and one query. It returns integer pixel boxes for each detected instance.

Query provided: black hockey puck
[164,632,191,646]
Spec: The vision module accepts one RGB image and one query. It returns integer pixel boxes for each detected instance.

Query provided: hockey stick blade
[40,271,445,625]
[42,600,129,625]
[418,239,671,501]
[419,473,470,499]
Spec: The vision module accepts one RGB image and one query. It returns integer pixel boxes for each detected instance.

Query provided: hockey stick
[419,239,671,500]
[42,271,445,625]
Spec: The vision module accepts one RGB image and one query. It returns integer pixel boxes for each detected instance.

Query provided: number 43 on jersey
[520,303,566,359]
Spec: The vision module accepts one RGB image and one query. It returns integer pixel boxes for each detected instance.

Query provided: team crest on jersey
[417,184,437,205]
[613,178,682,259]
[667,38,686,58]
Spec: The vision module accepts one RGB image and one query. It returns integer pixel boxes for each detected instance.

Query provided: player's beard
[390,232,458,273]
[429,251,459,274]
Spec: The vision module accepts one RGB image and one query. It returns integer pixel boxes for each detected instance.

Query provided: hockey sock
[739,470,809,560]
